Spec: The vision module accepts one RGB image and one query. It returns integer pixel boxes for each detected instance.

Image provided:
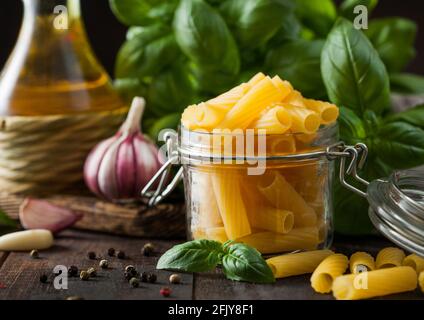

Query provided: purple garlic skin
[84,97,162,201]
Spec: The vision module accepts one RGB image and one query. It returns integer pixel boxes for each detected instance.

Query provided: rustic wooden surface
[0,193,186,239]
[0,230,423,300]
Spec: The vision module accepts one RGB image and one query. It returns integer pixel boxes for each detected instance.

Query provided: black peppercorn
[124,268,137,279]
[87,251,96,260]
[107,248,115,257]
[39,274,48,283]
[169,274,181,284]
[141,243,155,256]
[68,266,78,277]
[140,272,148,283]
[87,267,97,277]
[124,271,133,281]
[30,249,39,259]
[116,251,126,259]
[129,277,140,288]
[147,273,157,283]
[80,271,90,281]
[124,265,135,273]
[99,259,109,269]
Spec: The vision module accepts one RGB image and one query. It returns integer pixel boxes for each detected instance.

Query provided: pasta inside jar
[182,124,338,255]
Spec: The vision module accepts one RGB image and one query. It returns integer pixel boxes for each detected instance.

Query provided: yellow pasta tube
[258,172,316,217]
[310,254,349,294]
[205,227,229,243]
[181,104,200,130]
[237,227,319,254]
[271,76,293,98]
[402,254,424,274]
[376,247,405,269]
[268,135,297,155]
[283,90,306,107]
[248,72,266,86]
[419,271,424,293]
[304,99,339,125]
[332,267,418,300]
[194,102,226,130]
[250,208,294,234]
[349,252,375,274]
[207,83,251,111]
[266,250,334,278]
[211,171,251,239]
[279,103,321,134]
[218,77,287,130]
[250,106,292,134]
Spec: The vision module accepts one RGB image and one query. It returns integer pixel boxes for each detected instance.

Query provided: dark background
[1,0,424,77]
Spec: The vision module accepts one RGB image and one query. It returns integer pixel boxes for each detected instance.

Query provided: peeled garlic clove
[19,198,83,233]
[0,229,54,251]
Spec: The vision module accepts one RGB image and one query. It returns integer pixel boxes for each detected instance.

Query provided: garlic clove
[0,229,54,251]
[19,198,83,233]
[116,134,137,198]
[133,134,162,191]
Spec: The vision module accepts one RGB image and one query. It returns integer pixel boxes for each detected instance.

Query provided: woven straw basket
[0,107,128,195]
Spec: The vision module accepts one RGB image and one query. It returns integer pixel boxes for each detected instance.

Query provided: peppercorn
[147,273,157,283]
[129,277,140,288]
[124,268,137,280]
[68,266,78,277]
[87,251,96,260]
[140,272,148,283]
[87,267,97,277]
[99,259,108,269]
[169,274,181,284]
[116,251,126,259]
[39,274,48,283]
[141,243,155,256]
[124,265,135,273]
[80,270,90,281]
[107,248,115,257]
[66,296,84,300]
[30,249,39,259]
[160,287,171,297]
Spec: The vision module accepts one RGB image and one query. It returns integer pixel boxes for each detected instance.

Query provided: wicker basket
[0,107,128,195]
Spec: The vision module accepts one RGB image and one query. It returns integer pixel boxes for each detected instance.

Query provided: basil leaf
[366,18,417,73]
[338,107,367,143]
[190,63,238,96]
[147,63,195,117]
[110,0,175,26]
[384,104,424,130]
[321,18,390,116]
[221,243,275,284]
[174,0,240,75]
[339,0,378,20]
[265,39,325,98]
[267,14,302,47]
[295,0,337,37]
[148,113,182,141]
[157,239,224,272]
[116,26,180,78]
[373,122,424,169]
[390,73,424,94]
[220,0,294,49]
[114,78,147,103]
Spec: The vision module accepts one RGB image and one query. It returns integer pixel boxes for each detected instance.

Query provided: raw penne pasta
[296,212,317,227]
[266,250,334,278]
[258,172,316,217]
[278,103,320,134]
[194,102,226,130]
[248,72,266,86]
[350,252,375,274]
[402,254,424,274]
[181,104,200,130]
[271,76,294,96]
[218,76,287,130]
[268,135,297,154]
[310,254,349,294]
[419,271,424,293]
[237,227,319,254]
[250,208,294,234]
[211,171,251,239]
[283,90,306,107]
[205,227,229,243]
[250,106,292,134]
[207,83,251,111]
[376,247,405,269]
[332,267,418,300]
[304,99,339,125]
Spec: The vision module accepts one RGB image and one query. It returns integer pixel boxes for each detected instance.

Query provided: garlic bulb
[84,97,162,201]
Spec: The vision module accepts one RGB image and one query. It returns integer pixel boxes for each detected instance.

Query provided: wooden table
[0,230,422,300]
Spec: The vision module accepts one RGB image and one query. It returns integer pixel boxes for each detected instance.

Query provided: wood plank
[193,235,424,300]
[0,230,192,300]
[0,193,186,238]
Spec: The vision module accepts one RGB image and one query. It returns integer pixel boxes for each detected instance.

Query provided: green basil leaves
[157,240,275,284]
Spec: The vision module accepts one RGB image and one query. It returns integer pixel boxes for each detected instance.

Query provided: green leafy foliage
[390,73,424,94]
[384,104,424,129]
[339,0,378,20]
[295,0,337,37]
[321,18,390,116]
[366,18,417,73]
[157,239,275,283]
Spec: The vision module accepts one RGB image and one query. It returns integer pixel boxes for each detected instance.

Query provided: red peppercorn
[160,287,171,297]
